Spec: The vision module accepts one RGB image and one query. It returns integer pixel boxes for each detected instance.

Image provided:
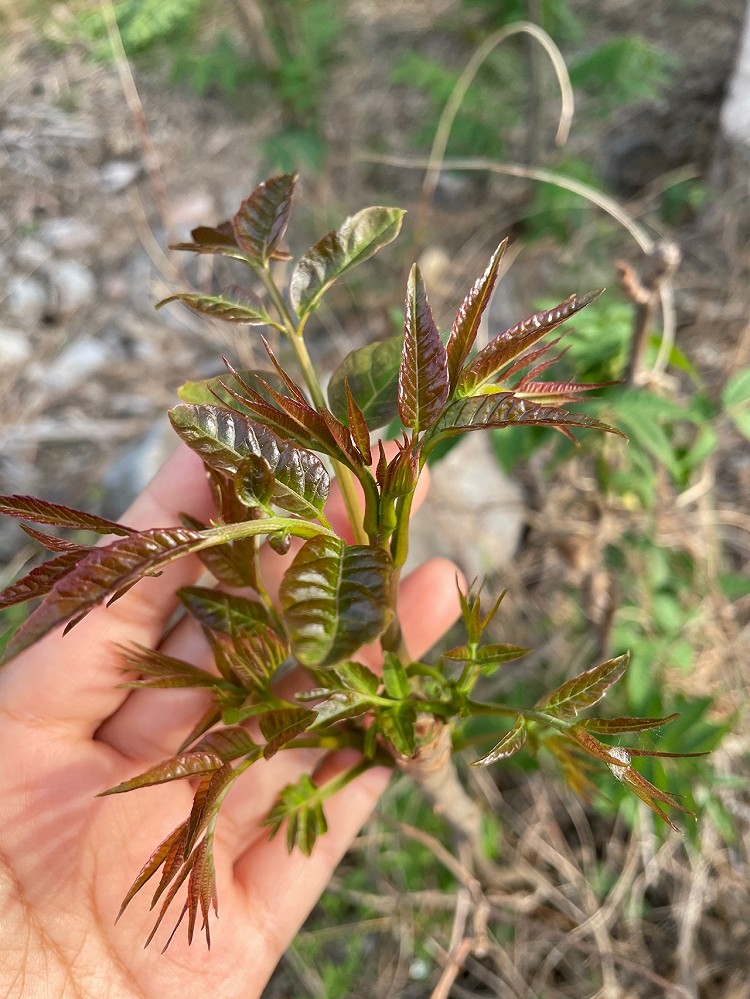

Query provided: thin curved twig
[422,21,575,205]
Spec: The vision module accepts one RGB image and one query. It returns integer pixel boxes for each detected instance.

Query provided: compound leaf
[279,537,393,667]
[470,716,527,767]
[178,586,269,635]
[157,291,275,327]
[446,239,507,389]
[290,206,405,320]
[99,752,223,796]
[0,494,134,535]
[0,550,87,610]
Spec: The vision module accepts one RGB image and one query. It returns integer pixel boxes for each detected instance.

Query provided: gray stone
[47,259,96,316]
[7,275,48,325]
[39,217,100,253]
[99,159,141,193]
[46,337,111,392]
[15,237,52,269]
[0,327,32,367]
[405,433,524,578]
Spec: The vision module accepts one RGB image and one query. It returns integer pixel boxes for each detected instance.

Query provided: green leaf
[425,393,623,452]
[98,752,223,796]
[470,716,527,767]
[280,537,393,667]
[211,626,289,691]
[537,653,630,721]
[178,586,269,635]
[333,661,380,695]
[378,701,417,756]
[446,239,507,389]
[398,264,449,433]
[309,690,372,727]
[327,336,403,430]
[263,773,328,855]
[0,494,134,535]
[156,290,276,327]
[723,368,750,439]
[290,206,405,321]
[169,404,330,518]
[231,173,297,265]
[382,651,410,700]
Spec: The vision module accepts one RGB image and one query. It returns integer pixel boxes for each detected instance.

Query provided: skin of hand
[0,444,462,999]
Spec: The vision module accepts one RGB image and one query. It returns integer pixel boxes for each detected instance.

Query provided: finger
[0,445,215,736]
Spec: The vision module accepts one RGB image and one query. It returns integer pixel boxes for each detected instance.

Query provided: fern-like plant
[0,174,703,949]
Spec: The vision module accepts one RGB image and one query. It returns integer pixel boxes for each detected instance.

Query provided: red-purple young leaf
[156,291,275,327]
[578,713,680,735]
[211,626,289,691]
[470,716,527,767]
[426,392,624,450]
[446,239,507,390]
[0,494,134,535]
[116,820,189,922]
[442,642,529,664]
[179,585,269,635]
[217,370,323,453]
[176,707,223,754]
[184,762,238,855]
[253,376,352,461]
[19,524,89,553]
[259,336,309,406]
[119,643,227,689]
[290,207,405,321]
[259,707,316,759]
[186,835,218,947]
[0,549,87,610]
[235,455,275,509]
[190,222,237,246]
[459,290,604,394]
[327,335,403,430]
[344,380,373,464]
[537,653,630,721]
[379,439,419,499]
[191,725,259,760]
[2,526,219,661]
[98,752,224,796]
[169,404,330,518]
[232,173,297,265]
[320,407,367,467]
[178,368,291,416]
[398,264,449,433]
[514,380,617,405]
[279,537,393,667]
[147,863,194,950]
[500,337,563,384]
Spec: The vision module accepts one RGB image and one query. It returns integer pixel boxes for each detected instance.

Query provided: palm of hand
[0,446,459,999]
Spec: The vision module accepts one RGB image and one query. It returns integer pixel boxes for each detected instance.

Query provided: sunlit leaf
[378,701,417,757]
[442,642,529,665]
[327,336,403,430]
[279,537,393,667]
[537,653,630,720]
[211,626,289,691]
[190,726,259,760]
[577,713,680,734]
[0,494,134,535]
[157,291,275,327]
[99,752,223,796]
[344,381,373,464]
[177,368,291,415]
[185,763,238,855]
[446,239,507,389]
[460,290,603,394]
[398,264,449,433]
[263,773,328,855]
[169,404,330,518]
[232,173,297,265]
[19,524,89,553]
[186,835,218,947]
[470,716,527,766]
[290,206,405,320]
[425,392,624,453]
[309,690,372,727]
[119,643,228,689]
[116,820,189,922]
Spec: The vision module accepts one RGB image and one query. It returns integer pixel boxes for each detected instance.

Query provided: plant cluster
[0,174,705,949]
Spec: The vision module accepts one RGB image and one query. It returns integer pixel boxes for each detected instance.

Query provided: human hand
[0,444,461,999]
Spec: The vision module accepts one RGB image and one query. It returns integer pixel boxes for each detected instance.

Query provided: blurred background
[1,1,749,996]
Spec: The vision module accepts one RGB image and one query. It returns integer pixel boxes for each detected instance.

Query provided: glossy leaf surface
[169,404,330,518]
[263,773,328,855]
[100,752,224,796]
[290,206,405,320]
[327,336,403,430]
[0,494,133,535]
[231,173,297,265]
[157,291,274,326]
[178,586,269,635]
[279,537,393,667]
[470,716,527,767]
[398,264,449,433]
[446,239,507,389]
[0,550,87,609]
[537,653,630,720]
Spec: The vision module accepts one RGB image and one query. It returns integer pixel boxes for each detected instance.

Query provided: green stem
[258,264,368,545]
